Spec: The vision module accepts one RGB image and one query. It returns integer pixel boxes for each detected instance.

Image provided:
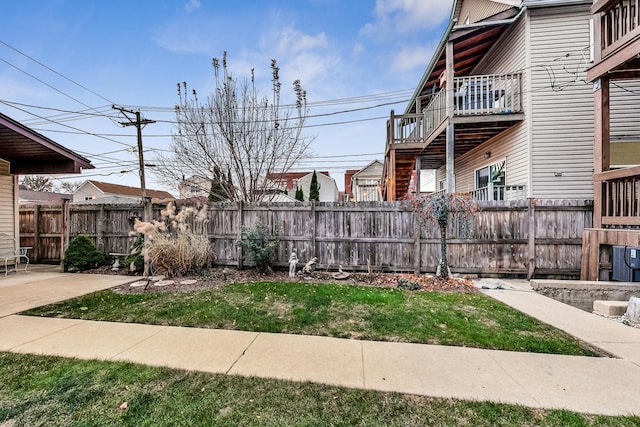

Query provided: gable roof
[0,112,93,174]
[85,180,174,200]
[352,160,383,180]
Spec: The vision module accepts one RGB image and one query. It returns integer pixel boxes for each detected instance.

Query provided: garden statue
[288,251,298,277]
[302,257,318,274]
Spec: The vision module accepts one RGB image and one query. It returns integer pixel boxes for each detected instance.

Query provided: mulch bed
[85,265,478,295]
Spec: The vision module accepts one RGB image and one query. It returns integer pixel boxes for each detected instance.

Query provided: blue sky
[0,0,452,193]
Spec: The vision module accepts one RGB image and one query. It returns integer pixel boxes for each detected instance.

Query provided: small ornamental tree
[309,171,320,201]
[409,193,479,280]
[295,186,304,201]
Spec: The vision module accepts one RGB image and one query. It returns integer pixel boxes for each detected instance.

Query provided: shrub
[64,235,106,272]
[238,222,279,274]
[397,278,421,291]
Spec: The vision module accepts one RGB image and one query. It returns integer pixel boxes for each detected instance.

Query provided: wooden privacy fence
[19,199,593,278]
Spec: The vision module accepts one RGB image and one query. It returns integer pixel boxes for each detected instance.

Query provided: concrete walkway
[1,272,640,416]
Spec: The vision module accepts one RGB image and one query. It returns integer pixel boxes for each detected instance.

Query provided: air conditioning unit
[612,246,640,282]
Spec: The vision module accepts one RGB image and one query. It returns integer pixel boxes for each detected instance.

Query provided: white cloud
[362,0,452,36]
[184,0,201,13]
[389,44,436,74]
[276,28,328,55]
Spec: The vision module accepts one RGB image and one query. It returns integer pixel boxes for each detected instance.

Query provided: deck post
[593,76,610,228]
[445,40,455,194]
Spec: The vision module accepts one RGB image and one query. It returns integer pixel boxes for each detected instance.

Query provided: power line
[0,100,135,149]
[0,39,116,105]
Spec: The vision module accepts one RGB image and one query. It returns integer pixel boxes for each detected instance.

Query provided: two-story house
[383,0,597,202]
[581,0,640,280]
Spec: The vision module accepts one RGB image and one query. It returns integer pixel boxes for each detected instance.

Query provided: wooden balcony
[594,0,640,58]
[595,166,640,226]
[589,0,640,80]
[383,73,523,200]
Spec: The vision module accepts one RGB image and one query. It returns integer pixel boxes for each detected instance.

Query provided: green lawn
[25,281,597,356]
[1,352,638,427]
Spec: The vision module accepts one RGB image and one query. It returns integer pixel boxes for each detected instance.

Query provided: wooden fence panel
[19,199,593,278]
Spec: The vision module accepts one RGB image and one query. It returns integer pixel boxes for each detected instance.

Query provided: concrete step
[593,300,628,317]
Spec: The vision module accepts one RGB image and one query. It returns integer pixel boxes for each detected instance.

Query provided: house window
[439,179,446,191]
[475,160,506,200]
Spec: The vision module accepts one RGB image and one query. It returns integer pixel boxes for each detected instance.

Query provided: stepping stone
[155,280,175,287]
[129,281,147,288]
[180,279,197,285]
[148,275,165,282]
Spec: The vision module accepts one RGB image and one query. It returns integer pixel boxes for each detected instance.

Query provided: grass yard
[1,352,638,427]
[25,281,597,356]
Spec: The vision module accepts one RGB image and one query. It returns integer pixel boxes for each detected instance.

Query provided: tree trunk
[438,221,449,279]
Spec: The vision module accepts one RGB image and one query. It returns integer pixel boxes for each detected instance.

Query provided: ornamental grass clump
[133,202,214,278]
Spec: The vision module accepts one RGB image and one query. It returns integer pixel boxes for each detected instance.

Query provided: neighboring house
[383,0,610,202]
[343,169,359,201]
[177,175,211,199]
[581,0,640,280]
[0,112,92,247]
[266,171,332,199]
[73,180,174,204]
[296,171,340,202]
[351,160,383,202]
[18,185,70,204]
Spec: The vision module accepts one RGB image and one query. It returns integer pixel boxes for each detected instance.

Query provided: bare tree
[20,176,54,192]
[59,180,83,194]
[153,52,313,202]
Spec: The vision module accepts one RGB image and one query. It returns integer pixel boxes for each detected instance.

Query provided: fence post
[527,198,536,280]
[33,204,41,263]
[97,204,105,251]
[60,198,70,270]
[236,201,244,270]
[413,206,421,274]
[310,201,317,258]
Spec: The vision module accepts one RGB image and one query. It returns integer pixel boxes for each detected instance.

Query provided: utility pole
[113,105,156,276]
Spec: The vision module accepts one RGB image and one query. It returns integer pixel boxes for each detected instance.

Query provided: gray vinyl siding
[0,159,15,241]
[529,4,594,199]
[454,13,530,193]
[458,0,513,24]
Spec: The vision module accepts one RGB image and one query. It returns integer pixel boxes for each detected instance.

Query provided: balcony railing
[469,185,527,202]
[424,87,446,135]
[386,113,425,146]
[597,0,640,58]
[453,73,522,116]
[596,166,640,226]
[387,73,522,149]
